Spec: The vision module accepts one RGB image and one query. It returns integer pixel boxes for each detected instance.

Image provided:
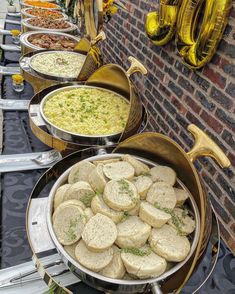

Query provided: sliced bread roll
[99,245,126,279]
[64,242,77,260]
[75,240,114,272]
[146,182,176,210]
[84,208,94,222]
[93,158,120,166]
[82,213,117,252]
[68,161,96,184]
[54,184,71,209]
[168,208,195,235]
[150,166,176,186]
[103,162,135,180]
[121,246,167,279]
[53,199,86,222]
[64,181,95,207]
[88,164,107,193]
[91,195,124,223]
[104,179,139,212]
[149,224,191,262]
[116,216,151,248]
[133,175,153,199]
[53,205,86,245]
[122,154,150,176]
[128,200,140,216]
[139,201,171,228]
[174,188,189,207]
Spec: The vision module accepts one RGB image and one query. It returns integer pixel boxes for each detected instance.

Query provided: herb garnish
[118,179,137,204]
[65,218,79,241]
[154,203,184,235]
[80,192,95,207]
[122,247,151,256]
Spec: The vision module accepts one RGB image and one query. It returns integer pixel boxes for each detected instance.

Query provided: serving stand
[26,141,222,294]
[28,56,148,153]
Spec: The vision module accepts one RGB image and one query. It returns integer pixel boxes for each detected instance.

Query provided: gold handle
[91,30,106,45]
[126,56,148,77]
[187,124,231,168]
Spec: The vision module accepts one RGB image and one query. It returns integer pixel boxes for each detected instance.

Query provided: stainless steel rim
[20,2,61,10]
[21,18,77,32]
[46,153,201,287]
[40,85,130,138]
[20,31,80,51]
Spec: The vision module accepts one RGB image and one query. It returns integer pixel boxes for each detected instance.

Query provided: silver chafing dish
[20,31,80,55]
[21,18,78,34]
[20,0,59,10]
[21,7,68,20]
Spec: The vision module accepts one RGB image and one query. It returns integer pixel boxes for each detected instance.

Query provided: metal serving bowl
[40,85,134,146]
[21,8,68,20]
[20,1,60,10]
[20,31,80,55]
[21,18,77,34]
[46,153,200,294]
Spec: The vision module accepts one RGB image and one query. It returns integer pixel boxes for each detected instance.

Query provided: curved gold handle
[187,124,231,168]
[91,30,106,45]
[126,56,148,77]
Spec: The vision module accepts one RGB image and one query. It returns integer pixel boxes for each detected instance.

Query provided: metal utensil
[0,100,29,111]
[0,29,12,35]
[32,150,62,165]
[0,66,20,75]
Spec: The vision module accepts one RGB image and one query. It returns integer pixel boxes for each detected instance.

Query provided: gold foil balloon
[146,0,232,69]
[145,1,179,46]
[176,0,233,69]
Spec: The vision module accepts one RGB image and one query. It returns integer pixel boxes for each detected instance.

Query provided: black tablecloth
[0,18,234,294]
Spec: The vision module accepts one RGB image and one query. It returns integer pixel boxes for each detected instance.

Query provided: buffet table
[0,15,234,294]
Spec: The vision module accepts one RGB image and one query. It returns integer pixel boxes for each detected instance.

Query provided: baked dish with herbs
[51,155,196,279]
[27,18,71,29]
[42,87,130,136]
[25,8,64,19]
[30,52,85,78]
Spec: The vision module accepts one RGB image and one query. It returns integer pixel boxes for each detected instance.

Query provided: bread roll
[64,181,95,207]
[84,207,94,222]
[53,205,86,245]
[104,179,139,212]
[116,216,151,248]
[121,246,167,279]
[93,158,120,165]
[122,154,150,176]
[133,175,153,199]
[64,242,77,260]
[89,164,107,193]
[168,208,195,235]
[174,188,189,207]
[54,184,71,209]
[150,166,176,186]
[82,213,117,252]
[149,225,191,262]
[103,162,135,180]
[75,240,113,272]
[91,195,124,223]
[146,182,176,210]
[68,161,96,184]
[139,201,171,228]
[100,245,125,279]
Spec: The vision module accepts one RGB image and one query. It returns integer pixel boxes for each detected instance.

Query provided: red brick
[152,55,164,68]
[200,110,223,133]
[228,152,235,167]
[203,66,226,89]
[184,96,201,114]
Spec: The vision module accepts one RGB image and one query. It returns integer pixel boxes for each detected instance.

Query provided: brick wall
[101,1,235,252]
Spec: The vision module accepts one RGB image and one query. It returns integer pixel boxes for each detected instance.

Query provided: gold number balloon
[145,1,179,46]
[146,0,232,69]
[177,0,233,69]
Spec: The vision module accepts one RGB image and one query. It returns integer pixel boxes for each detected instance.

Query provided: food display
[50,155,196,280]
[27,33,77,50]
[24,8,64,19]
[27,18,71,30]
[23,1,60,9]
[30,52,85,78]
[42,87,130,136]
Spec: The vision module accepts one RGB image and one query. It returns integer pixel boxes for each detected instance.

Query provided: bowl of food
[20,1,60,10]
[21,8,67,20]
[21,18,77,33]
[20,31,80,54]
[46,152,200,293]
[40,85,131,145]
